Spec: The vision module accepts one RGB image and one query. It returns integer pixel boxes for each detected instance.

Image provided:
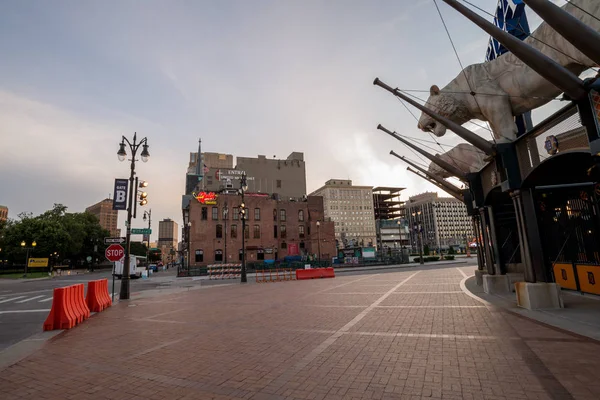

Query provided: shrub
[444,255,455,260]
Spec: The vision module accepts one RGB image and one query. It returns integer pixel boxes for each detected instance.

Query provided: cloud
[0,90,186,241]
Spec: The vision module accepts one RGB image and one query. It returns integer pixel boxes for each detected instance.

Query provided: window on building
[280,209,286,221]
[281,242,287,249]
[239,249,243,261]
[281,225,287,238]
[201,207,208,220]
[299,225,305,238]
[216,224,223,238]
[244,224,249,239]
[273,209,277,221]
[195,249,203,263]
[276,180,282,188]
[253,225,260,239]
[233,207,239,220]
[254,208,260,221]
[300,241,305,249]
[214,249,223,262]
[298,210,304,221]
[212,207,218,220]
[231,224,237,238]
[274,225,278,238]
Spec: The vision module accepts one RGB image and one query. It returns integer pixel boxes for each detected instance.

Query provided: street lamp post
[117,132,150,300]
[143,209,152,263]
[186,222,191,268]
[316,220,322,262]
[223,202,229,263]
[239,174,248,283]
[20,240,37,276]
[411,211,424,265]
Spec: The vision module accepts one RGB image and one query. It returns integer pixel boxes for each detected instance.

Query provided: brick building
[85,199,120,237]
[188,193,335,265]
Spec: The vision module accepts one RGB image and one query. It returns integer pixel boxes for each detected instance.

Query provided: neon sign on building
[193,191,218,205]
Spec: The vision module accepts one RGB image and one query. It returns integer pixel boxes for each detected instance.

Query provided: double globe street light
[21,240,37,276]
[117,133,150,300]
[238,174,248,283]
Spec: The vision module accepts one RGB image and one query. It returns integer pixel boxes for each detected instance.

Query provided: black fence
[177,255,414,277]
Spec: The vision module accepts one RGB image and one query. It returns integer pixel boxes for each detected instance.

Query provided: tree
[1,204,109,267]
[129,242,148,257]
[448,246,456,255]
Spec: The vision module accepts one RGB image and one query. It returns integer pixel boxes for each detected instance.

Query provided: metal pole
[317,223,322,262]
[240,175,247,283]
[120,135,137,300]
[224,203,228,263]
[241,196,247,283]
[419,225,424,265]
[24,248,29,276]
[112,262,115,301]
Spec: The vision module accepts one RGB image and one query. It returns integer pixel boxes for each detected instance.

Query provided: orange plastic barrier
[43,284,90,331]
[86,279,112,312]
[44,287,74,331]
[296,268,335,280]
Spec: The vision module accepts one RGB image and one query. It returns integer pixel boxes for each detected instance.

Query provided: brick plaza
[1,265,600,399]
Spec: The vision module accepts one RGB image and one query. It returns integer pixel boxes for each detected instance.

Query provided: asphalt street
[0,268,184,351]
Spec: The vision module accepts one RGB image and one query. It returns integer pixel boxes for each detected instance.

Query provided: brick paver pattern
[1,265,599,399]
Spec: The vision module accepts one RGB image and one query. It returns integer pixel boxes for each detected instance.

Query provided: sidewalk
[464,275,600,341]
[1,264,599,399]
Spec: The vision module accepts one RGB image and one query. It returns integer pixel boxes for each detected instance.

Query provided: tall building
[188,194,335,265]
[405,192,473,251]
[0,205,7,222]
[158,218,178,263]
[372,187,410,250]
[85,199,120,237]
[309,180,376,248]
[235,152,307,199]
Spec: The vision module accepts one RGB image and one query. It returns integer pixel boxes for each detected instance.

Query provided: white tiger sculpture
[428,143,487,178]
[418,0,600,141]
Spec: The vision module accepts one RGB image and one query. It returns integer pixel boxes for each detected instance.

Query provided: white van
[113,256,142,279]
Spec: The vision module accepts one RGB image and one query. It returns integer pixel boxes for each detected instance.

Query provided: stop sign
[105,244,125,262]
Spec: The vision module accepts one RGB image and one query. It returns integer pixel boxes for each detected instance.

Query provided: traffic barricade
[86,279,112,312]
[208,264,242,279]
[43,287,76,331]
[256,268,295,283]
[296,268,335,280]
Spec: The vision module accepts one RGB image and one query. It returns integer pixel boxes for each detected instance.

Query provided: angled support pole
[378,124,468,181]
[406,167,464,202]
[522,0,600,67]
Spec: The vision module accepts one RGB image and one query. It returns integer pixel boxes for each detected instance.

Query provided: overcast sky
[0,0,573,242]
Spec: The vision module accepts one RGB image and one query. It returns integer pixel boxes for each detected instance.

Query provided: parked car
[148,264,158,272]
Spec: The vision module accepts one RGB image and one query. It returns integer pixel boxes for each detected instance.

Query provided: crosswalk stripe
[0,296,26,304]
[16,295,45,303]
[39,297,54,302]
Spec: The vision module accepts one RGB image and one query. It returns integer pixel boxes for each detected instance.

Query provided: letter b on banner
[113,179,129,210]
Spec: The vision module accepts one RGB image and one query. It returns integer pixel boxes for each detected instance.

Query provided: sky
[0,0,574,242]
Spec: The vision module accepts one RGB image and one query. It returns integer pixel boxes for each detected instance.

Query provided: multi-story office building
[405,192,473,251]
[85,199,120,237]
[187,194,335,265]
[158,218,179,264]
[309,180,376,248]
[0,205,8,222]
